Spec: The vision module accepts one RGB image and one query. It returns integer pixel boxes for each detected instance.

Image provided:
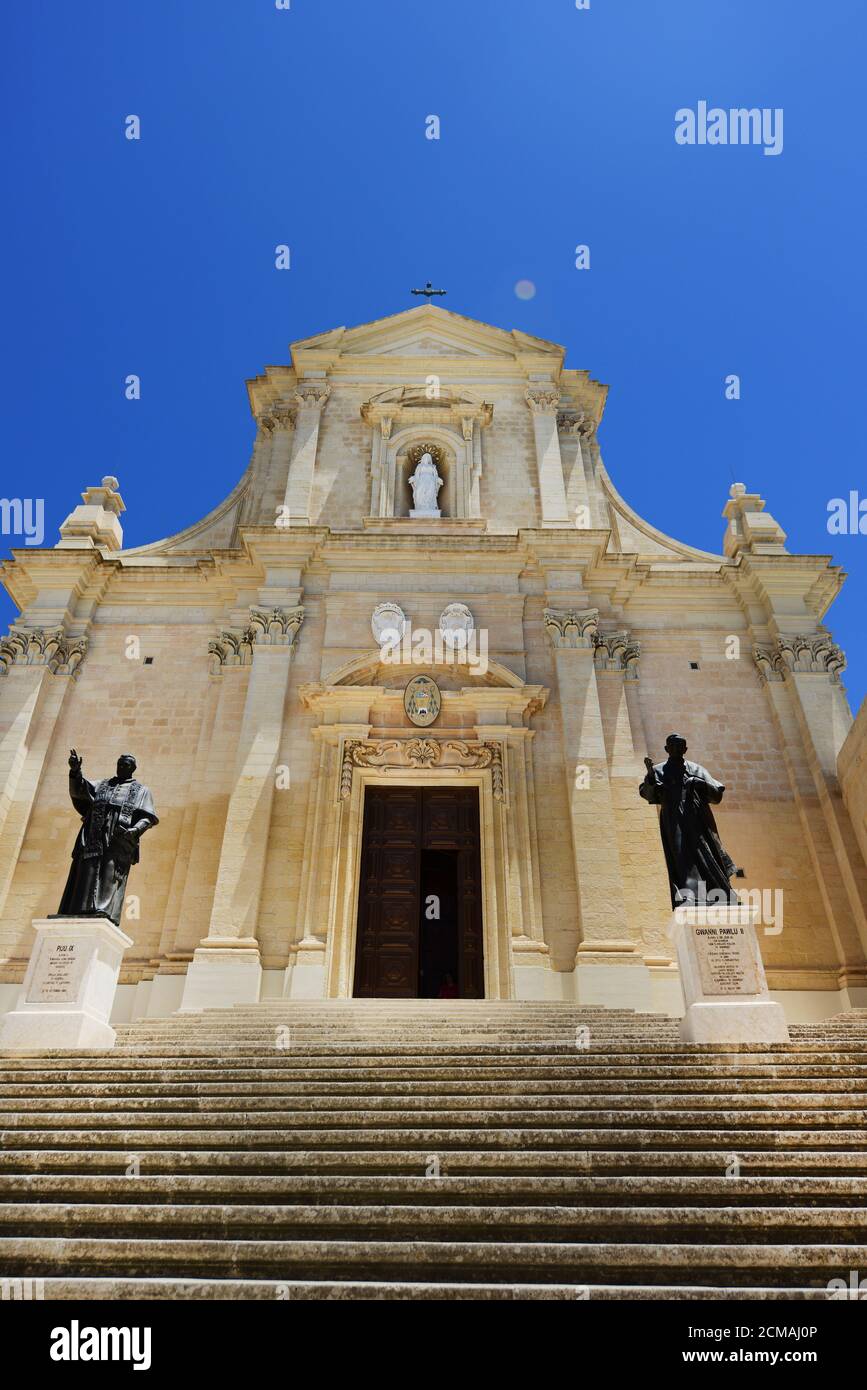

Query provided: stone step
[9,1276,836,1300]
[4,1004,865,1299]
[113,1044,686,1052]
[136,1026,675,1036]
[6,1100,867,1134]
[116,1021,672,1033]
[2,1235,864,1286]
[4,1125,864,1150]
[4,1061,866,1082]
[5,1094,865,1121]
[4,1091,864,1116]
[5,1146,865,1175]
[2,1173,865,1205]
[147,1012,864,1025]
[5,1079,865,1099]
[6,1043,867,1062]
[4,1201,867,1243]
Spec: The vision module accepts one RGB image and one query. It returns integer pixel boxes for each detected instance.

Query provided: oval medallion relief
[439,602,474,651]
[371,602,408,646]
[404,674,441,728]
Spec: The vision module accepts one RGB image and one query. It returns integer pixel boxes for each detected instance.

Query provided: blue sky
[2,1,865,707]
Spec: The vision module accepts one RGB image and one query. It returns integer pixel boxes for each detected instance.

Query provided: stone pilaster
[256,403,297,526]
[526,389,570,525]
[370,416,393,517]
[283,383,331,524]
[575,416,610,530]
[593,631,675,972]
[0,629,88,938]
[557,412,593,527]
[180,606,304,1010]
[544,608,634,961]
[463,414,483,519]
[753,636,867,971]
[477,723,547,970]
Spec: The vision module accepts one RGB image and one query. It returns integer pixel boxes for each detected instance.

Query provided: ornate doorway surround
[297,653,549,999]
[352,785,484,999]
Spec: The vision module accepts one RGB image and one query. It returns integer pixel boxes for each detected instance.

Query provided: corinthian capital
[248,605,305,647]
[556,411,585,435]
[754,634,846,685]
[294,382,332,412]
[543,607,599,649]
[593,630,640,678]
[0,626,87,678]
[257,401,296,436]
[525,387,561,416]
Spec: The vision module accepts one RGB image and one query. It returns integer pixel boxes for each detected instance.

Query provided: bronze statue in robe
[57,750,158,926]
[639,733,736,909]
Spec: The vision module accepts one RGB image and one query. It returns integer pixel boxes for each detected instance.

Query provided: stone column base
[283,936,327,1000]
[670,904,789,1044]
[179,942,262,1012]
[0,917,133,1051]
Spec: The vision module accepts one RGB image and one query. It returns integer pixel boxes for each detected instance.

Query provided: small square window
[735,867,746,879]
[689,661,700,670]
[143,657,154,666]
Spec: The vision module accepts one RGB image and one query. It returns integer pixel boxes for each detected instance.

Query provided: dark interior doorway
[418,849,459,998]
[352,785,484,999]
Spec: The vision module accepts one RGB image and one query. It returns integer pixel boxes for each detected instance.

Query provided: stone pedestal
[670,903,789,1043]
[0,917,133,1050]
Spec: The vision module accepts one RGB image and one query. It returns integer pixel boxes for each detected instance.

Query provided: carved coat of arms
[404,674,441,727]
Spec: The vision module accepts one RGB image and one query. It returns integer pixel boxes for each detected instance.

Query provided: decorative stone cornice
[543,607,599,649]
[753,634,846,686]
[593,630,641,679]
[525,387,561,415]
[340,737,505,800]
[209,606,305,671]
[0,626,87,677]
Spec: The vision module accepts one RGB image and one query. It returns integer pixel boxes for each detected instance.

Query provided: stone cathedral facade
[0,305,865,1024]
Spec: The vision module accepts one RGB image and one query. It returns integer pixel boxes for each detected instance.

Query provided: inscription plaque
[693,924,761,997]
[26,940,90,1005]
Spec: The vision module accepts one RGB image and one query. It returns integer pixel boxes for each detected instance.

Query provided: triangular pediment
[377,334,490,359]
[290,305,564,370]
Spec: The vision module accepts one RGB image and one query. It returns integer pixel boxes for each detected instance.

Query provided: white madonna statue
[408,451,443,518]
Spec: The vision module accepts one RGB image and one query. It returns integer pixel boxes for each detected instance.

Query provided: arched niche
[394,438,457,518]
[369,422,484,520]
[387,424,472,519]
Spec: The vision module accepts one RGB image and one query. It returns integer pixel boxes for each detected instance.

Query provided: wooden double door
[352,785,484,998]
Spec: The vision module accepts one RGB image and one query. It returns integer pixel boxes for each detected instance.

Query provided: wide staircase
[1,1001,866,1299]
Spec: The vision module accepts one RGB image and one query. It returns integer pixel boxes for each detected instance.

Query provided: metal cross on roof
[411,282,446,299]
